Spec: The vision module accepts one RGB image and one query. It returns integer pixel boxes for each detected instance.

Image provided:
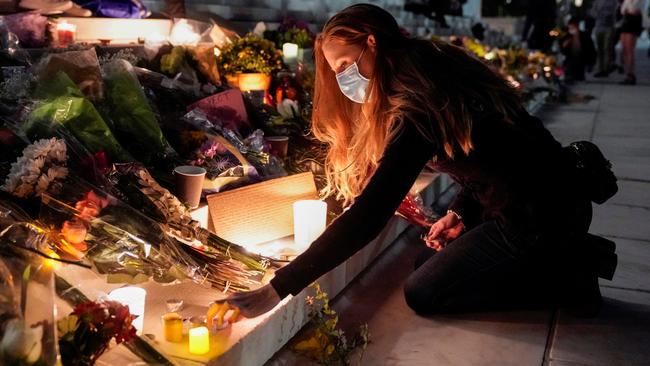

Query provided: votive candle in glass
[161,312,183,343]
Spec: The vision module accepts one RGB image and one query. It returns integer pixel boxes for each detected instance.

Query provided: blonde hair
[313,4,521,207]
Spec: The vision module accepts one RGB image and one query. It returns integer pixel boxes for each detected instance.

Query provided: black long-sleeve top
[270,106,579,299]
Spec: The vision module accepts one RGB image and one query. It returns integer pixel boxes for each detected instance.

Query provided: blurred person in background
[590,0,619,77]
[619,0,644,84]
[561,18,597,82]
[522,0,557,51]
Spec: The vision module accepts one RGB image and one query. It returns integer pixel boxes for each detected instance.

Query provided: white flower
[1,138,68,198]
[0,318,43,364]
[277,99,300,119]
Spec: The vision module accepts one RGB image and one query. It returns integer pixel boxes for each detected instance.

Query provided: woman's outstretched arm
[270,118,437,298]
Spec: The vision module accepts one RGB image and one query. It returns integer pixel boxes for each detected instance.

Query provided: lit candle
[293,200,327,249]
[189,326,210,355]
[161,312,183,343]
[108,287,146,335]
[282,43,299,67]
[57,21,76,47]
[238,73,271,92]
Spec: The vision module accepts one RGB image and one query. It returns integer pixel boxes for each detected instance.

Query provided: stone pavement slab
[602,237,650,292]
[542,109,596,143]
[593,108,650,139]
[591,203,650,242]
[591,135,650,181]
[607,180,650,208]
[548,287,650,366]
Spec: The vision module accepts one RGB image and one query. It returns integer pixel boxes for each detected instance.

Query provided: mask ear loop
[356,46,367,64]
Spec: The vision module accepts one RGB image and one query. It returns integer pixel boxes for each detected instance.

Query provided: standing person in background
[619,0,644,84]
[522,0,557,52]
[591,0,619,77]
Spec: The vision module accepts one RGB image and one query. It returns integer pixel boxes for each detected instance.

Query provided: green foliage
[217,34,283,75]
[293,283,370,366]
[160,46,186,75]
[265,28,314,49]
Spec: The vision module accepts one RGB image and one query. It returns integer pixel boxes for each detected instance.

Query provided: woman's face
[322,36,375,79]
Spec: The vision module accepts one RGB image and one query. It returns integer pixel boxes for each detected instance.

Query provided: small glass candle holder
[166,298,184,312]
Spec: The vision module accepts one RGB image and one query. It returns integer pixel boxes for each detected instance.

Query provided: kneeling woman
[225,4,600,316]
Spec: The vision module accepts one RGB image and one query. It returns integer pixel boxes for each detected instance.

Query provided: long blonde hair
[313,4,521,207]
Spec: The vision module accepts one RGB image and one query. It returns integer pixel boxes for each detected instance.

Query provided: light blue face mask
[335,47,369,104]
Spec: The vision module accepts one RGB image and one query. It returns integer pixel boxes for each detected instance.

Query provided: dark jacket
[270,105,586,299]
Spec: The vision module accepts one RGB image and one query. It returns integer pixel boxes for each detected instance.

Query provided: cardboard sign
[206,172,319,246]
[188,89,249,131]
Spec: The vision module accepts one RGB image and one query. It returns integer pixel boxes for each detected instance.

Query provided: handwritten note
[206,172,319,246]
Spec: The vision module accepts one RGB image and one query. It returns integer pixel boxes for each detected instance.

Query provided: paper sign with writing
[206,172,319,246]
[188,89,250,131]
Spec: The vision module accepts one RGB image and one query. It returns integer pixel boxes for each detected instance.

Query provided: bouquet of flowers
[57,299,137,366]
[217,34,283,76]
[39,184,212,286]
[103,163,273,292]
[25,72,133,163]
[102,59,179,165]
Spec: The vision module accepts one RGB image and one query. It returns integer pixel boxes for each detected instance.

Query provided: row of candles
[55,20,303,66]
[105,199,327,356]
[107,287,211,355]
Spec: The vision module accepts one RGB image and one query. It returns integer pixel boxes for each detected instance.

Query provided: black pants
[404,204,592,314]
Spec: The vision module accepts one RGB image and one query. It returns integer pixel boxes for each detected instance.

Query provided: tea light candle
[108,287,146,335]
[293,200,327,249]
[161,312,183,343]
[189,326,210,355]
[57,21,76,47]
[282,43,299,66]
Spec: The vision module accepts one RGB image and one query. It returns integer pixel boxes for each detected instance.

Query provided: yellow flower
[57,315,79,337]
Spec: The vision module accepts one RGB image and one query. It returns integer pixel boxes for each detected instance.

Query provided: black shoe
[593,71,609,78]
[619,74,636,85]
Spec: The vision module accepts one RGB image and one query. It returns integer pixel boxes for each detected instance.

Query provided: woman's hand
[219,284,281,319]
[424,211,464,251]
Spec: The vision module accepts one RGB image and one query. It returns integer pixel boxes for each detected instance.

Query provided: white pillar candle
[189,326,210,354]
[293,200,327,249]
[282,43,299,66]
[108,287,146,335]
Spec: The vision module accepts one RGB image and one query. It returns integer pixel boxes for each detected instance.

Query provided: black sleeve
[270,118,437,298]
[448,186,482,228]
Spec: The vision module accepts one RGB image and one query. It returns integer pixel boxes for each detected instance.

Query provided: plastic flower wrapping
[0,201,58,366]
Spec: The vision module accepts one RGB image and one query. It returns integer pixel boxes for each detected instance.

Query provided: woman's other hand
[424,211,464,250]
[220,284,282,319]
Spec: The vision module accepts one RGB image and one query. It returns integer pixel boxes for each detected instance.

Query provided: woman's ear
[367,34,377,52]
